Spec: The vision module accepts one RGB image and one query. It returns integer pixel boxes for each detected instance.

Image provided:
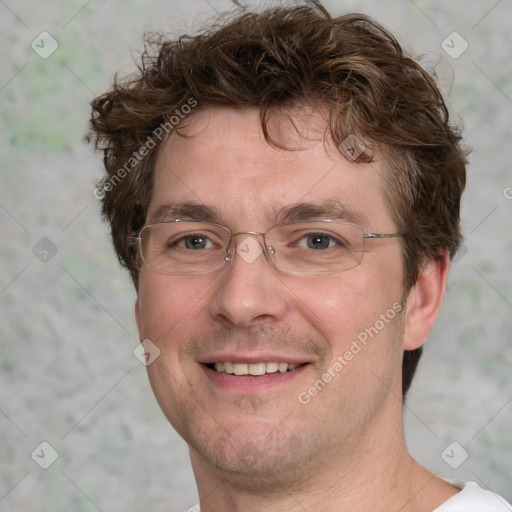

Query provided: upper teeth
[214,362,298,375]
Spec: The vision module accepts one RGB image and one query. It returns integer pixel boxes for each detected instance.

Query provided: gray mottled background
[1,0,511,510]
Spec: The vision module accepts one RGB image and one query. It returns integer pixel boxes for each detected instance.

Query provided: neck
[190,407,459,512]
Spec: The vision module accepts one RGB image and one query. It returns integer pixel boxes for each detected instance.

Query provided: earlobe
[402,252,451,350]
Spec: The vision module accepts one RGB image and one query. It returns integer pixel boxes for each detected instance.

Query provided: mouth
[200,358,311,393]
[204,361,308,376]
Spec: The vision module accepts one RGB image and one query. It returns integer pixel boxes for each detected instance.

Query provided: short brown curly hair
[87,1,467,397]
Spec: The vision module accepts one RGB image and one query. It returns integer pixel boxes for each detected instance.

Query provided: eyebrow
[148,200,369,228]
[148,202,223,224]
[272,200,369,227]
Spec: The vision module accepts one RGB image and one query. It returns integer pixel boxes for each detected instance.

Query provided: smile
[207,362,306,376]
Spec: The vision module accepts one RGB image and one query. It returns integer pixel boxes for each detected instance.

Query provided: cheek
[137,273,209,424]
[136,270,211,342]
[283,266,392,343]
[283,257,405,387]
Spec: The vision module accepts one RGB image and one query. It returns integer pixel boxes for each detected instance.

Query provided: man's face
[135,107,407,481]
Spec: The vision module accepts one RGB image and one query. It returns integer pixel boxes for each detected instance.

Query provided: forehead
[150,107,392,230]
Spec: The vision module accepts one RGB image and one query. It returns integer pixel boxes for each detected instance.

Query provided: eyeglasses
[127,219,403,275]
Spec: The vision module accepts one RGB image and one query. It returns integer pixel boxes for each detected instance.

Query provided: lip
[200,362,311,393]
[199,354,310,365]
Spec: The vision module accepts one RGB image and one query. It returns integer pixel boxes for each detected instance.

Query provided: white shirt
[186,481,512,511]
[434,481,512,511]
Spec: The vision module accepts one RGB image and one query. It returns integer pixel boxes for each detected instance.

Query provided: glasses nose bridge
[225,230,273,263]
[230,229,265,239]
[227,230,267,249]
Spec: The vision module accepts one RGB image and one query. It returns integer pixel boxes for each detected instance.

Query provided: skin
[135,106,460,511]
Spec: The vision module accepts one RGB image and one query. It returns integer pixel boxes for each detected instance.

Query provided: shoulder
[435,481,512,511]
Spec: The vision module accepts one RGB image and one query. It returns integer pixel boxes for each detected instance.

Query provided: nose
[209,233,289,329]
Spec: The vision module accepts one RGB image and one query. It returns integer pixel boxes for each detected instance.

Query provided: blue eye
[296,233,343,250]
[174,234,214,250]
[305,234,332,249]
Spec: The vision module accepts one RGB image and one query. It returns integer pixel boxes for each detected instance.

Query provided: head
[87,0,466,486]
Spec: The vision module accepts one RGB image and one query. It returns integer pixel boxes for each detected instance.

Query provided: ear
[402,251,450,350]
[135,296,142,340]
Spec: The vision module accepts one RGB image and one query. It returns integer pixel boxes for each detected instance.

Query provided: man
[87,1,511,510]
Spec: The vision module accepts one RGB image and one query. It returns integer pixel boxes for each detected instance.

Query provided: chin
[187,419,318,488]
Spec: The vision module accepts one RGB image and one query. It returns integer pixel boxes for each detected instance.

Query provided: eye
[173,233,215,250]
[297,232,345,250]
